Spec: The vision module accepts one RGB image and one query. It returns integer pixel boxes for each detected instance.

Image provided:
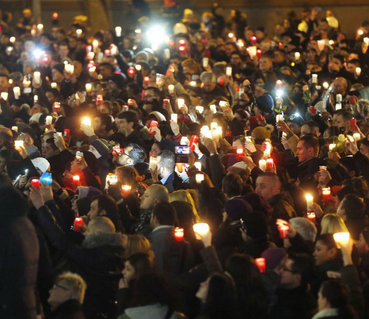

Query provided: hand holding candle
[193,223,211,246]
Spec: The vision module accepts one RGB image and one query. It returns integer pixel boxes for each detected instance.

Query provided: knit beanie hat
[52,63,65,74]
[241,211,268,239]
[225,198,253,221]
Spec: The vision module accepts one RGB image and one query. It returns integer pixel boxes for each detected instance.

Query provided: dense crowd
[2,4,369,319]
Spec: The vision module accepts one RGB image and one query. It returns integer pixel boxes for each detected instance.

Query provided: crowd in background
[2,4,369,319]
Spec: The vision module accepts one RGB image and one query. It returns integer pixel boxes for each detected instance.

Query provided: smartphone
[175,146,190,163]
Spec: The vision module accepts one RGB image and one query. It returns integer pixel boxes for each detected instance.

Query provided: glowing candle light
[255,258,266,273]
[174,227,184,241]
[193,223,210,236]
[73,217,84,232]
[259,159,267,172]
[195,174,204,183]
[333,232,350,249]
[121,185,132,197]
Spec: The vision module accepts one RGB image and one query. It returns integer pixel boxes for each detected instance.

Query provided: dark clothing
[0,216,39,319]
[35,205,125,319]
[312,259,343,295]
[46,299,85,319]
[239,237,274,259]
[149,226,194,276]
[269,286,317,319]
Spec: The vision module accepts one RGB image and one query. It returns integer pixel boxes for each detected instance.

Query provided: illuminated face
[296,140,313,163]
[42,142,58,158]
[58,45,69,58]
[280,259,298,288]
[359,143,369,158]
[314,240,336,266]
[334,115,348,130]
[116,118,130,134]
[203,81,216,92]
[0,76,9,92]
[255,176,280,201]
[117,146,134,166]
[287,122,301,135]
[346,63,357,74]
[333,78,347,95]
[328,58,342,73]
[259,57,272,72]
[140,186,157,210]
[87,200,104,219]
[48,280,73,310]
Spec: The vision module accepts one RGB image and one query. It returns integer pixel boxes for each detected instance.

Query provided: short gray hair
[200,71,216,83]
[289,217,317,242]
[57,272,87,304]
[149,184,169,202]
[158,150,175,172]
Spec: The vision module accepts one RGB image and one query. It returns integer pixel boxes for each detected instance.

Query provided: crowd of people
[2,4,369,319]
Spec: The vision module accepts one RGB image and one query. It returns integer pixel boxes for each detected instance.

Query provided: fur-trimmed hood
[82,232,125,249]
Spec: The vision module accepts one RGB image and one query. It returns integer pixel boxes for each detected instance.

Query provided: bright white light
[146,25,168,45]
[294,112,300,117]
[33,49,45,59]
[276,89,284,98]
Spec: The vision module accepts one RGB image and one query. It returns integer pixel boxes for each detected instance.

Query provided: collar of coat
[82,232,124,249]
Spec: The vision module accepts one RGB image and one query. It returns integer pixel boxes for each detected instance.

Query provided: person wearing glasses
[269,252,317,319]
[47,272,86,319]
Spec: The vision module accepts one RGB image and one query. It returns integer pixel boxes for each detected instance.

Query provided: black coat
[0,216,39,319]
[46,299,85,319]
[35,206,125,319]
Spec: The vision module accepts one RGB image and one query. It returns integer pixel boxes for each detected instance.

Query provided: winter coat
[35,205,125,319]
[118,304,186,319]
[46,299,85,319]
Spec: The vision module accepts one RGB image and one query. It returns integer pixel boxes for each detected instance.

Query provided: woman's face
[314,240,336,266]
[150,143,161,158]
[196,277,210,302]
[122,261,136,282]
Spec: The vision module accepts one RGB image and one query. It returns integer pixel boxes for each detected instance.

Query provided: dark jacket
[46,299,85,319]
[35,205,125,319]
[0,216,39,319]
[149,226,194,276]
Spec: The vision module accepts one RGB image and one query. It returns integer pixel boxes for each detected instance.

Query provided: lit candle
[92,40,99,52]
[322,187,331,202]
[356,67,362,76]
[45,115,53,125]
[305,194,313,212]
[121,185,132,197]
[85,83,92,93]
[72,175,80,185]
[51,82,57,89]
[31,178,40,189]
[196,106,204,114]
[52,12,59,20]
[177,98,185,108]
[15,140,24,148]
[13,86,20,99]
[333,232,350,248]
[189,135,199,151]
[210,104,217,114]
[278,224,289,239]
[263,145,271,158]
[76,29,82,38]
[219,101,227,108]
[353,133,361,141]
[323,82,329,90]
[168,84,175,94]
[149,157,158,171]
[174,227,184,241]
[65,64,74,74]
[193,223,210,236]
[195,174,204,183]
[350,118,357,130]
[276,114,284,122]
[135,64,142,71]
[266,158,274,169]
[73,217,84,232]
[106,173,118,185]
[236,148,244,159]
[149,120,158,135]
[115,26,122,37]
[11,126,18,132]
[364,37,369,45]
[255,258,266,273]
[312,74,318,83]
[1,92,8,101]
[96,94,103,105]
[81,117,91,126]
[64,129,70,138]
[307,212,316,222]
[194,162,202,171]
[358,29,364,36]
[171,113,178,123]
[276,80,283,87]
[259,159,267,172]
[33,71,41,85]
[226,66,232,77]
[37,24,44,33]
[9,36,16,43]
[202,57,209,68]
[294,52,300,61]
[329,144,336,151]
[336,94,342,103]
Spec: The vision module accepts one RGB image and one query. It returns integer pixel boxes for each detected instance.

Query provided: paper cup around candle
[333,232,350,248]
[13,86,20,99]
[276,114,284,122]
[195,174,204,183]
[196,106,204,114]
[294,52,300,61]
[329,144,336,151]
[177,98,185,108]
[226,66,232,76]
[259,159,267,172]
[194,162,202,171]
[1,92,8,101]
[168,84,175,94]
[15,140,24,148]
[255,258,266,273]
[193,223,210,236]
[85,83,92,93]
[149,157,158,171]
[174,227,184,241]
[353,133,361,141]
[45,115,53,125]
[305,194,314,212]
[81,117,91,127]
[115,26,122,37]
[356,67,362,76]
[33,71,41,85]
[11,126,18,132]
[171,114,178,123]
[210,104,217,114]
[202,57,209,68]
[51,82,57,89]
[312,74,318,83]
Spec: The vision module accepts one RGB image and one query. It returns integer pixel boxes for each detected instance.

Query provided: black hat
[109,74,125,89]
[255,94,274,113]
[52,63,65,74]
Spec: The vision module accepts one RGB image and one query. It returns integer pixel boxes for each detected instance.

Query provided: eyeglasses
[53,284,69,290]
[283,267,296,274]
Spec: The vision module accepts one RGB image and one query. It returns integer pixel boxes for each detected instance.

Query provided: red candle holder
[189,135,199,151]
[96,94,103,105]
[72,175,80,186]
[121,185,132,197]
[255,258,266,273]
[350,118,357,130]
[307,212,316,223]
[31,179,40,189]
[266,158,274,169]
[149,120,159,135]
[64,129,70,139]
[174,227,184,241]
[322,187,331,203]
[278,225,289,239]
[73,217,84,232]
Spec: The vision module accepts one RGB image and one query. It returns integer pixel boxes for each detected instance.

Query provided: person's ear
[100,209,107,216]
[327,247,337,259]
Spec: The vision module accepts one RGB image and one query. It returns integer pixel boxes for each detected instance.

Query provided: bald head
[333,77,348,95]
[140,184,169,210]
[255,173,281,201]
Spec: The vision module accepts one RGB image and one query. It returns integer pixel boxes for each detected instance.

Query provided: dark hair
[332,54,345,65]
[45,138,59,151]
[337,186,355,201]
[0,185,28,222]
[317,233,337,250]
[299,135,319,155]
[127,253,154,279]
[302,120,320,131]
[117,110,139,129]
[127,143,147,164]
[203,273,240,319]
[93,194,122,231]
[342,177,368,198]
[335,110,352,121]
[222,174,243,198]
[99,62,114,72]
[341,194,366,221]
[95,113,113,132]
[288,253,314,289]
[152,202,177,226]
[225,254,267,319]
[320,280,358,319]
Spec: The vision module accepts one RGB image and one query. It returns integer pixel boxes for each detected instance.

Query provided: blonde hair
[124,234,154,260]
[169,189,200,222]
[57,272,87,303]
[320,213,348,234]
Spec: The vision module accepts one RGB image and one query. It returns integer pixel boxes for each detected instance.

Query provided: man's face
[335,114,348,130]
[259,57,272,72]
[58,45,69,58]
[274,51,285,64]
[328,58,342,73]
[87,200,101,219]
[255,176,280,201]
[203,81,216,92]
[116,118,131,134]
[45,92,56,104]
[0,76,9,92]
[140,186,156,210]
[280,258,299,289]
[287,122,301,135]
[230,54,241,66]
[346,63,357,74]
[42,142,58,158]
[117,146,134,166]
[52,69,64,83]
[296,140,314,163]
[48,280,73,310]
[99,66,112,78]
[93,117,103,133]
[333,78,347,95]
